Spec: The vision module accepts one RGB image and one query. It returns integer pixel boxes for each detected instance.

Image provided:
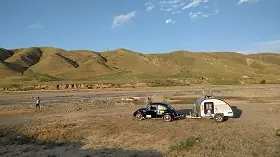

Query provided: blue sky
[0,0,279,53]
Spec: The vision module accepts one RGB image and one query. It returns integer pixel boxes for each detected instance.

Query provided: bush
[260,79,266,84]
[148,79,187,87]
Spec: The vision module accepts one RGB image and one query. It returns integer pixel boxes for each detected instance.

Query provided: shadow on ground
[0,127,163,157]
[231,106,242,118]
[176,106,242,120]
[276,129,280,136]
[177,109,193,116]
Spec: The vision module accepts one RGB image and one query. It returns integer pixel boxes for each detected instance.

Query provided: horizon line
[1,46,279,55]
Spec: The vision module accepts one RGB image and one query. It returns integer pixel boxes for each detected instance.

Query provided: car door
[157,104,167,118]
[146,104,158,118]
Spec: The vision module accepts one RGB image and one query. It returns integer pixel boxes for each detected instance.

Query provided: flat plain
[0,85,280,157]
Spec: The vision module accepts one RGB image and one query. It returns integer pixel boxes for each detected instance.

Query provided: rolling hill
[1,46,280,86]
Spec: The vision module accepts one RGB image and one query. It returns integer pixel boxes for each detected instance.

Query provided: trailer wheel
[163,114,172,122]
[214,114,224,123]
[136,113,144,120]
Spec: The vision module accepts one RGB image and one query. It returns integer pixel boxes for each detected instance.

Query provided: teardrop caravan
[186,95,234,123]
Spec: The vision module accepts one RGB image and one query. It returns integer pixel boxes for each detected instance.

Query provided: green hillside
[1,46,280,86]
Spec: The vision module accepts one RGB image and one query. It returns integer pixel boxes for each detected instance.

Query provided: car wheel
[214,114,224,123]
[136,113,143,120]
[163,114,172,122]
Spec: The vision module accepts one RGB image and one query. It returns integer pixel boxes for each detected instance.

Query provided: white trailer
[186,95,234,123]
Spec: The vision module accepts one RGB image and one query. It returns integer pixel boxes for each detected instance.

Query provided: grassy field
[0,85,280,157]
[1,47,280,88]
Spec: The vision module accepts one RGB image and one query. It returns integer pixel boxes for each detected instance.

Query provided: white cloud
[212,9,219,15]
[182,0,208,9]
[159,0,182,4]
[160,8,172,11]
[172,4,180,8]
[159,0,184,12]
[172,11,181,14]
[237,0,259,4]
[28,23,44,29]
[145,2,155,11]
[112,11,136,28]
[189,9,219,19]
[166,18,176,24]
[189,12,209,19]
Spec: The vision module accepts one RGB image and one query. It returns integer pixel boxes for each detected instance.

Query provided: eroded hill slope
[1,47,280,86]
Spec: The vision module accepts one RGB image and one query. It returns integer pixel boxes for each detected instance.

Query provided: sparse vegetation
[1,47,280,88]
[148,79,187,87]
[169,136,201,152]
[261,79,266,84]
[1,86,280,157]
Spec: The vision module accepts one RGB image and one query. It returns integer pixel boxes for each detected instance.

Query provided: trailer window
[204,102,214,114]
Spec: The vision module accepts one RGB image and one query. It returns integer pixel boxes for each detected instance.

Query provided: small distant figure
[32,96,41,112]
[148,97,152,105]
[207,106,212,115]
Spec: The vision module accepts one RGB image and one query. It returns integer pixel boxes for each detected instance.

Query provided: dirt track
[1,85,280,157]
[0,87,215,106]
[1,84,278,106]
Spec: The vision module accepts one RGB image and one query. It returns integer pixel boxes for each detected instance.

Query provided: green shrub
[169,136,201,152]
[260,79,266,84]
[148,79,187,87]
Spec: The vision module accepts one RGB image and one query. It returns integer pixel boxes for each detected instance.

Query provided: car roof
[150,102,170,107]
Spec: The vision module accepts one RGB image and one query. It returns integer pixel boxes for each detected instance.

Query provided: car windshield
[166,104,175,110]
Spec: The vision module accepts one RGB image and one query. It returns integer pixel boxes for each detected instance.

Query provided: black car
[133,102,181,122]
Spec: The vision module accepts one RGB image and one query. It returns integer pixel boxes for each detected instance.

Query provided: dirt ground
[0,85,280,157]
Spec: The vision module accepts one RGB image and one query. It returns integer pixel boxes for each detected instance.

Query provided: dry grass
[26,122,82,143]
[0,98,135,116]
[3,107,278,157]
[1,86,280,157]
[168,136,202,152]
[0,109,34,116]
[1,47,280,87]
